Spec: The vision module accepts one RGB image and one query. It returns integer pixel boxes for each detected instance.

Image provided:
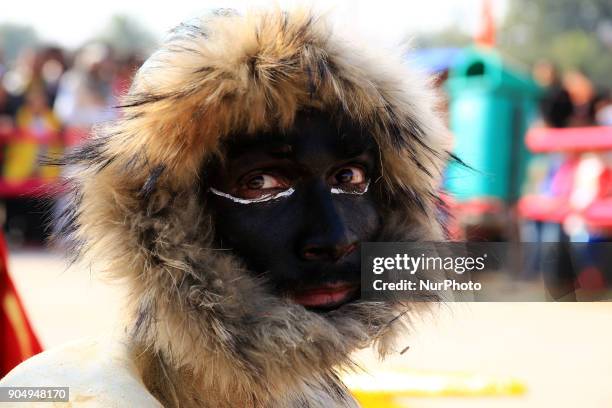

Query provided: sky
[4,0,508,49]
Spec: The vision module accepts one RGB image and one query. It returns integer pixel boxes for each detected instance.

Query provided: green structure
[445,48,541,203]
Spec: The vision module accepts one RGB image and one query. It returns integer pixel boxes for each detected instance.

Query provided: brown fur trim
[57,7,450,407]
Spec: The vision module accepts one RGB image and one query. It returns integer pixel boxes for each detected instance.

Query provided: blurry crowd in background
[516,63,612,295]
[533,61,611,128]
[0,43,141,134]
[0,43,144,244]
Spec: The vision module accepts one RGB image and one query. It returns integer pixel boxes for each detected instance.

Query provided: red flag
[475,0,496,48]
[0,232,43,377]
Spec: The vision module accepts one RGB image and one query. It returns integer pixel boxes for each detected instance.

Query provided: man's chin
[288,282,361,312]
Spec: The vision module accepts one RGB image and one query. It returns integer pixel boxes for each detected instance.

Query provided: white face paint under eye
[331,180,370,195]
[209,187,295,204]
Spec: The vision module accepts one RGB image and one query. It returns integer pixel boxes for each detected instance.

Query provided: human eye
[235,171,291,199]
[328,165,369,194]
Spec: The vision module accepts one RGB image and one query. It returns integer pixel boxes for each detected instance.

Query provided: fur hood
[58,8,450,408]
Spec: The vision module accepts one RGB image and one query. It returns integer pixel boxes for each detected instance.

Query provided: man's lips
[290,282,359,309]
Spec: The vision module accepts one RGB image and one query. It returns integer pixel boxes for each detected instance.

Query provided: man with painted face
[207,111,381,311]
[1,8,450,408]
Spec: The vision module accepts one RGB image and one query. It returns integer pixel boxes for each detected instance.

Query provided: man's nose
[299,183,358,262]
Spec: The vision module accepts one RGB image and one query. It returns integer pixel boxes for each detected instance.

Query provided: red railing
[0,128,88,198]
[519,126,612,231]
[526,126,612,153]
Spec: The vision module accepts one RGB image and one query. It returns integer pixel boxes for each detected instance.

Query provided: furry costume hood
[58,8,450,408]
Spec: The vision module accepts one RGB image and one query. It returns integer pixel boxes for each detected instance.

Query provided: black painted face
[206,111,382,311]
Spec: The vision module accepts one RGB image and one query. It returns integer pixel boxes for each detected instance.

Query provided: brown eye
[245,174,283,190]
[332,166,366,185]
[236,172,290,199]
[246,175,263,189]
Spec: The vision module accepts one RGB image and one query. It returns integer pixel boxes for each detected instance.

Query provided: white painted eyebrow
[209,187,295,204]
[331,180,370,195]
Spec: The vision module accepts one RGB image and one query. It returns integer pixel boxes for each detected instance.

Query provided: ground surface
[8,249,612,407]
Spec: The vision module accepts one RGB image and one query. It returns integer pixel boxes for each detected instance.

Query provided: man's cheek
[215,206,300,263]
[336,198,382,240]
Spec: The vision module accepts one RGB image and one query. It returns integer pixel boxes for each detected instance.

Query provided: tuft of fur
[56,8,450,408]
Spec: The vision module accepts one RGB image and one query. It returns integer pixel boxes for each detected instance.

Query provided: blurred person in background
[15,84,61,139]
[589,89,612,126]
[563,69,595,127]
[0,75,20,134]
[53,43,117,131]
[532,60,574,128]
[2,49,36,100]
[111,53,142,100]
[521,61,575,283]
[35,46,67,106]
[4,83,63,245]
